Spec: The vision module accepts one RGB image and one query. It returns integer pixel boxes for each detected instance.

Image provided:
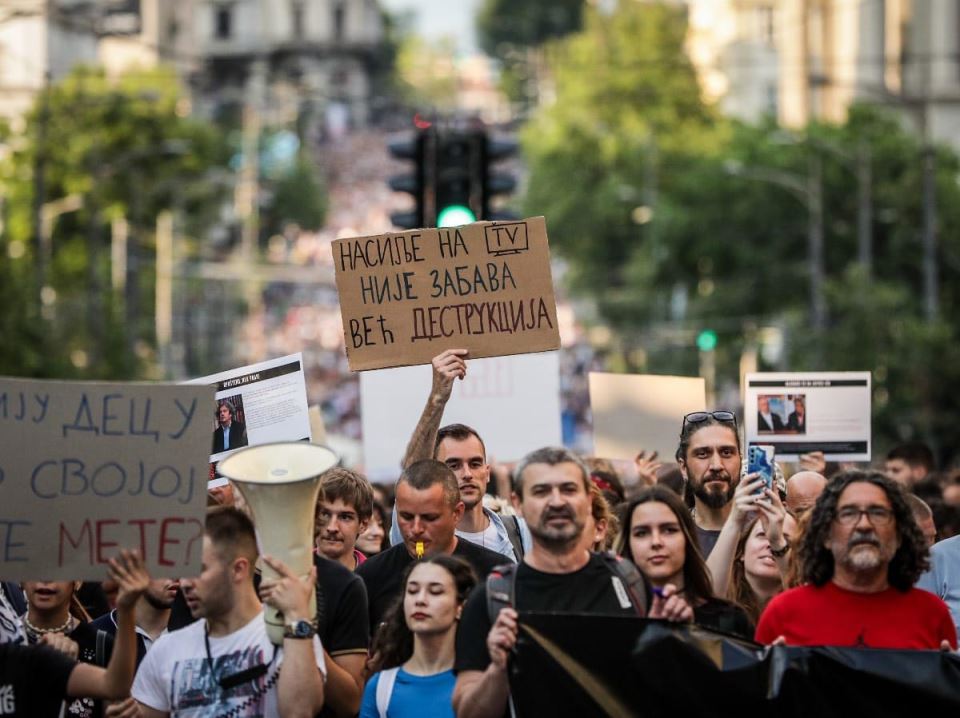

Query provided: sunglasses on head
[682,411,738,429]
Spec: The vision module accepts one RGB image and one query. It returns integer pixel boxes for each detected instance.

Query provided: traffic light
[387,128,432,230]
[434,131,480,227]
[696,329,718,352]
[480,134,518,221]
[387,125,519,229]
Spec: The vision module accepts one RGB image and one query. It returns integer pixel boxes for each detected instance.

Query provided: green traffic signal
[697,329,718,352]
[437,205,477,227]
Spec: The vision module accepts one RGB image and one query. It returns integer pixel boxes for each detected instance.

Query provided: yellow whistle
[416,541,424,559]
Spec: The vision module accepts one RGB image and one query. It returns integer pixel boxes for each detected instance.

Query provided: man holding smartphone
[675,411,743,558]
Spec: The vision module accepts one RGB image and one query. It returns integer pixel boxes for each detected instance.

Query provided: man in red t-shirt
[756,470,956,650]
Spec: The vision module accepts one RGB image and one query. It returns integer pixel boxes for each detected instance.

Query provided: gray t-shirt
[917,534,960,633]
[694,524,721,559]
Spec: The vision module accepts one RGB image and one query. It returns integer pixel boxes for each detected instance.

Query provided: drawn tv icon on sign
[485,222,529,256]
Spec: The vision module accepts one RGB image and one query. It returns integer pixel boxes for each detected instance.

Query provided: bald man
[785,471,827,517]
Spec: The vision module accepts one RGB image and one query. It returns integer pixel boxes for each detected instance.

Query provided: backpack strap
[503,515,525,562]
[598,551,648,617]
[485,563,518,625]
[95,628,110,667]
[375,667,400,718]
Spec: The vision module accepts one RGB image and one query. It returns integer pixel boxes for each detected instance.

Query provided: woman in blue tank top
[361,555,477,718]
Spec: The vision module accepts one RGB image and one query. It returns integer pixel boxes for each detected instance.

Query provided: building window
[215,4,232,40]
[291,1,304,39]
[333,1,345,42]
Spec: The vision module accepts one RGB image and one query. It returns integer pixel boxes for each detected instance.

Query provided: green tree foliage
[521,2,960,459]
[477,0,584,55]
[263,153,328,234]
[393,35,459,112]
[0,66,229,379]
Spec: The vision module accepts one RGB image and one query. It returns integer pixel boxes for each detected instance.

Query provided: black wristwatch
[283,618,316,639]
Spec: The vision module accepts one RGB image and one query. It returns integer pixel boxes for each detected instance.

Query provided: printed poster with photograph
[185,353,313,486]
[744,372,871,461]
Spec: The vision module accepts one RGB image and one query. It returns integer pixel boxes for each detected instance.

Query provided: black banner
[509,613,960,717]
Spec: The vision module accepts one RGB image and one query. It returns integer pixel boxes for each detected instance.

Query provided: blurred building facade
[191,0,385,134]
[0,0,100,126]
[685,0,960,147]
[0,0,387,133]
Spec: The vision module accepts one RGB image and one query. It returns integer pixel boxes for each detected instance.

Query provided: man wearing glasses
[755,470,956,650]
[675,410,742,557]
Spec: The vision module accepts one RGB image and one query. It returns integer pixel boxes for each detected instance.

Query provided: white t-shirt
[132,610,325,718]
[457,520,515,562]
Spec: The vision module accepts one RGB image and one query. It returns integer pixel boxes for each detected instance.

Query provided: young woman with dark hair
[361,555,477,718]
[617,486,753,638]
[705,473,795,625]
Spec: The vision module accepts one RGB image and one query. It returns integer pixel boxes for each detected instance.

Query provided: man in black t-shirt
[357,460,505,629]
[313,552,370,718]
[452,447,693,718]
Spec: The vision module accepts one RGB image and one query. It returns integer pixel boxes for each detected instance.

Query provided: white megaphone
[217,442,339,645]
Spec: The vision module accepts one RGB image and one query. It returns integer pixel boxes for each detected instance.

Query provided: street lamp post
[772,132,874,276]
[724,158,826,338]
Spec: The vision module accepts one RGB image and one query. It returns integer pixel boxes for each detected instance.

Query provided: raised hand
[729,473,766,528]
[430,349,468,405]
[634,450,662,487]
[109,550,150,611]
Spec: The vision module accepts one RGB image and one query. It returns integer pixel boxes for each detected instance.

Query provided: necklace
[23,614,74,637]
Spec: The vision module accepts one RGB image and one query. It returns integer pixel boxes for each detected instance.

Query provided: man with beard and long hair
[452,447,693,718]
[675,411,743,558]
[755,470,956,649]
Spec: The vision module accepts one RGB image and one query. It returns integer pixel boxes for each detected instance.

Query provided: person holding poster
[0,550,150,718]
[398,349,529,562]
[452,447,693,718]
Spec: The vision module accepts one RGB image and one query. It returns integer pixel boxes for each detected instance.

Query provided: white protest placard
[744,372,871,461]
[360,352,562,482]
[186,353,313,486]
[589,373,706,462]
[0,377,212,580]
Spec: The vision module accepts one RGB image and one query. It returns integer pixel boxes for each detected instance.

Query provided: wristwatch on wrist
[283,618,316,639]
[769,541,790,558]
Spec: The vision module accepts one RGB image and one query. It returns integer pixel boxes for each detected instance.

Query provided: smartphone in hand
[747,444,775,493]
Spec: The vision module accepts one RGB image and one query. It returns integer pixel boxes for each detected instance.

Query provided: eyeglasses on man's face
[834,506,894,527]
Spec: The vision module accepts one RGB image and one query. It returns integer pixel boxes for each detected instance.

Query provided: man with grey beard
[755,470,956,650]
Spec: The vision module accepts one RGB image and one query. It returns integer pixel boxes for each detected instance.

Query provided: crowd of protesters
[2,347,959,717]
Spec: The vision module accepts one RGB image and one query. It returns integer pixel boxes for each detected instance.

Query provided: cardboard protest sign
[360,352,562,482]
[332,217,561,371]
[589,373,706,461]
[744,371,871,460]
[0,377,212,580]
[186,353,313,487]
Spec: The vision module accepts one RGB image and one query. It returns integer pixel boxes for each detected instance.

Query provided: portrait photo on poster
[756,393,806,435]
[211,394,248,454]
